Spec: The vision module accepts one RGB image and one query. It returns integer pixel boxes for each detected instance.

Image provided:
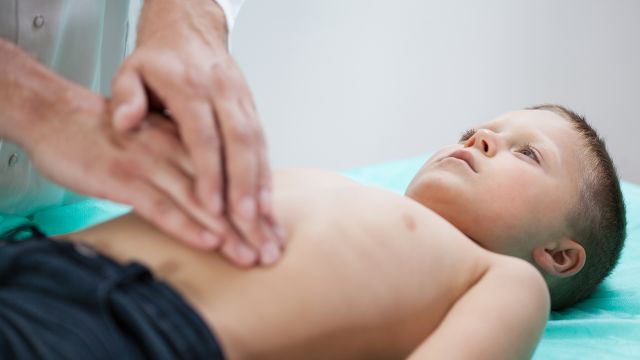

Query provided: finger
[208,68,266,251]
[248,100,281,235]
[167,99,225,215]
[117,180,221,250]
[219,228,259,268]
[139,116,196,176]
[214,94,266,251]
[255,219,282,266]
[102,146,225,250]
[142,156,226,239]
[111,66,148,132]
[132,121,222,233]
[238,97,285,259]
[136,62,225,215]
[256,150,286,250]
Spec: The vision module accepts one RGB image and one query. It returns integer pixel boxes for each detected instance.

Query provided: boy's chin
[406,173,471,205]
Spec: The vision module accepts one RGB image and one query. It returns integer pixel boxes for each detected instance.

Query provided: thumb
[111,69,148,132]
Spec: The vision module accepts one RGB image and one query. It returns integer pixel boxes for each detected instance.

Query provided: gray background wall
[230,0,639,183]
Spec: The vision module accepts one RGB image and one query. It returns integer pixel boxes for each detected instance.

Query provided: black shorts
[0,226,225,360]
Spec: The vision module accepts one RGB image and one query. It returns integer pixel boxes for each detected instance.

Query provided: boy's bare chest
[217,178,490,359]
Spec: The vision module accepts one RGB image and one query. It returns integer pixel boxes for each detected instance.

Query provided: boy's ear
[532,238,586,278]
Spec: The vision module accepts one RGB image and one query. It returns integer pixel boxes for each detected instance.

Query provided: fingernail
[260,242,281,266]
[201,231,220,248]
[239,197,256,220]
[234,242,257,264]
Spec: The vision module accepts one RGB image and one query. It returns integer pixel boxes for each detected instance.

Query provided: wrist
[0,40,74,148]
[0,41,43,144]
[138,0,229,48]
[205,0,231,40]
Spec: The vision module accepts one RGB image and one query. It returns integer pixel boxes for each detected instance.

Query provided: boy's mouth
[447,150,477,173]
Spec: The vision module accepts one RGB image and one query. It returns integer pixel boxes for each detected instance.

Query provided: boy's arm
[408,258,550,360]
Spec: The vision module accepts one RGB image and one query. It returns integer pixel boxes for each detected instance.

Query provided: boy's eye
[518,144,540,163]
[459,128,477,143]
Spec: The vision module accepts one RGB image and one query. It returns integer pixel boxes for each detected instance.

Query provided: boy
[0,105,625,359]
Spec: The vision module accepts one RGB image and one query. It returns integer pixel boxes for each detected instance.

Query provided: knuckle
[211,68,233,95]
[210,60,229,76]
[195,126,222,149]
[181,66,210,97]
[154,60,188,89]
[228,122,256,145]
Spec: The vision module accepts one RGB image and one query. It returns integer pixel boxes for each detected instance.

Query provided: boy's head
[406,104,626,310]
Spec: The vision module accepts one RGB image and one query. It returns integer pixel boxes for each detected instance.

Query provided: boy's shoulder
[489,254,551,309]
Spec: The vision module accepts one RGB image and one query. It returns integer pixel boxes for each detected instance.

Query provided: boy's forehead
[477,110,574,141]
[481,110,557,129]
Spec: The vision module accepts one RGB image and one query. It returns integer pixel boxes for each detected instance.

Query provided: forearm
[137,0,229,48]
[0,39,69,146]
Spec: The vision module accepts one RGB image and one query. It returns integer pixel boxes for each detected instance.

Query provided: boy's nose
[467,129,499,157]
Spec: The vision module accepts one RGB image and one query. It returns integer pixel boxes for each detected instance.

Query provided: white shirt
[0,0,245,216]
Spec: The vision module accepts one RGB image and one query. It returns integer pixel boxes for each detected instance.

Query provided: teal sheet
[0,155,638,358]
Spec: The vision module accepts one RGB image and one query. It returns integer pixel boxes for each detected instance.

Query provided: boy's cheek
[479,177,536,217]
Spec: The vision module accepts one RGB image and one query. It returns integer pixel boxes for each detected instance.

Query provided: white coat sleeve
[213,0,246,31]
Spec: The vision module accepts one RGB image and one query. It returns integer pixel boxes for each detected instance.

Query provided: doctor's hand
[109,0,283,265]
[22,81,277,267]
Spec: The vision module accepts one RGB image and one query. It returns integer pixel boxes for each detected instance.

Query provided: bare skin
[111,0,283,262]
[0,0,281,266]
[65,168,549,360]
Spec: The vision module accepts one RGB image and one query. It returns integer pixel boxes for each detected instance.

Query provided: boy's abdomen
[69,185,490,360]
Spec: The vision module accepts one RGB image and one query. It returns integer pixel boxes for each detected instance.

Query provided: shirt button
[33,15,45,29]
[8,153,19,167]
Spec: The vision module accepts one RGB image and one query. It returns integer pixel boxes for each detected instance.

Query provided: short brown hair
[527,104,626,310]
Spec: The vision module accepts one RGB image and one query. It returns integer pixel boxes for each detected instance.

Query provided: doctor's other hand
[22,83,267,267]
[109,0,282,265]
